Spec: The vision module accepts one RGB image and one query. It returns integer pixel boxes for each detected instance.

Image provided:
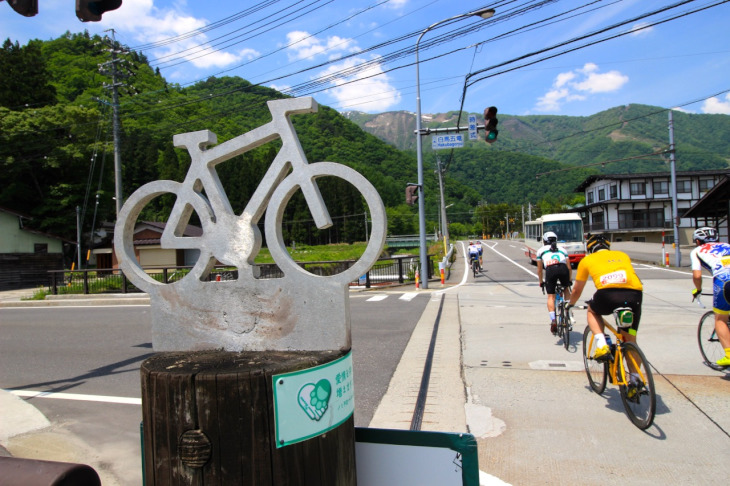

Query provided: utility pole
[668,110,681,266]
[435,156,450,255]
[100,29,129,215]
[76,205,82,270]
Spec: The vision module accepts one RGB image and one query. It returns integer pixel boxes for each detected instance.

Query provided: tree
[0,39,57,109]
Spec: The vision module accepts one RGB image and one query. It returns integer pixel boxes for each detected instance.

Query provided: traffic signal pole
[413,7,495,290]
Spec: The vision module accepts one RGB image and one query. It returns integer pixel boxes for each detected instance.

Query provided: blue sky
[2,0,730,117]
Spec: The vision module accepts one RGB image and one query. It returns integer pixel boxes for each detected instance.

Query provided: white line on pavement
[399,292,419,302]
[7,389,141,405]
[366,294,388,302]
[485,241,538,279]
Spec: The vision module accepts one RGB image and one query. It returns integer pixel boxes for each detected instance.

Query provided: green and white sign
[273,351,355,448]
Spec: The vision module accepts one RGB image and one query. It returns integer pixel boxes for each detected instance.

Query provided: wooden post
[140,350,355,486]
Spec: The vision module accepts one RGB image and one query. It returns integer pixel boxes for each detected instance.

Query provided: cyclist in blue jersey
[690,227,730,367]
[536,231,572,334]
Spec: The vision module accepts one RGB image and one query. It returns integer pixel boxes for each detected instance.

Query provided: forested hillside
[6,33,725,248]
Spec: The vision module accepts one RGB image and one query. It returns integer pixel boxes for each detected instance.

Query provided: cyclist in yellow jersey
[566,234,643,360]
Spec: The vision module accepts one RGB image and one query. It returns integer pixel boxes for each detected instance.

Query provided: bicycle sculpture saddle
[114,97,387,352]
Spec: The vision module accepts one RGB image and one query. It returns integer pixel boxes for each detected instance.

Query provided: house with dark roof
[0,207,71,290]
[573,169,730,244]
[683,175,730,239]
[110,221,204,271]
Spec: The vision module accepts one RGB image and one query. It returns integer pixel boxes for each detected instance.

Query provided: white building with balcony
[574,169,730,245]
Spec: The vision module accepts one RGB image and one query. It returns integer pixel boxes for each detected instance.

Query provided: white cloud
[535,63,628,112]
[104,0,254,69]
[285,31,358,61]
[573,70,629,93]
[385,0,408,8]
[702,94,730,114]
[629,22,654,36]
[318,56,401,112]
[269,83,293,95]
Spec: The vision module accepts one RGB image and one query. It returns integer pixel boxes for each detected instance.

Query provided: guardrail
[47,254,435,295]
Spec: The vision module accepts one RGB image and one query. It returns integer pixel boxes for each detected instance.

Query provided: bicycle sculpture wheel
[114,97,387,352]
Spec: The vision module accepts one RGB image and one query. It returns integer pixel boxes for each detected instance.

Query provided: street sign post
[468,115,477,140]
[432,134,464,150]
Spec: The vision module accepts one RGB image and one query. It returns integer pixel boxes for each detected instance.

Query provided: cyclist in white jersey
[536,231,572,334]
[690,227,730,367]
[467,241,483,271]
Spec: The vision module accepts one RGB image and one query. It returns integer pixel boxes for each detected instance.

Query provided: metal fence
[47,254,435,295]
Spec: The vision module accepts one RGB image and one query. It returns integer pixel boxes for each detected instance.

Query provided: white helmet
[693,227,718,244]
[542,231,558,245]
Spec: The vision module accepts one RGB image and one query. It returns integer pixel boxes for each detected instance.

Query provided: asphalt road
[0,292,429,485]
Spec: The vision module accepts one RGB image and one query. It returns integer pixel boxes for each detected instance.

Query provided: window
[598,188,605,201]
[592,212,605,230]
[699,179,714,192]
[34,243,48,254]
[630,182,646,196]
[632,236,646,242]
[618,209,665,229]
[610,185,617,199]
[653,181,669,194]
[676,180,691,193]
[587,192,594,204]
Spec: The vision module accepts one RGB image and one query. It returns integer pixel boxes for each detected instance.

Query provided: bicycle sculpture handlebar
[114,97,387,352]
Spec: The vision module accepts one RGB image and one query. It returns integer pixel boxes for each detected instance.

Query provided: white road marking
[399,292,419,302]
[7,389,141,405]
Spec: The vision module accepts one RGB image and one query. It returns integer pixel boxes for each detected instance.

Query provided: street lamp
[414,7,495,289]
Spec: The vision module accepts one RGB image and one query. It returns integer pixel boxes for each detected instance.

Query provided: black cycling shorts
[587,288,643,332]
[544,264,570,294]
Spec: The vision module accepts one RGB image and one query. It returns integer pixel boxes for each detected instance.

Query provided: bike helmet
[693,227,718,244]
[586,233,610,253]
[542,231,558,245]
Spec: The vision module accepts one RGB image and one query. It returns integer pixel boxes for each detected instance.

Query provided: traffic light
[406,184,419,205]
[484,106,498,144]
[76,0,122,21]
[6,0,38,16]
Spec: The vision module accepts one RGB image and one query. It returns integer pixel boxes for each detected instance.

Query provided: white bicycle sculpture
[114,97,386,352]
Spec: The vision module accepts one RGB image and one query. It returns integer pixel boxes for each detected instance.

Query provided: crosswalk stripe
[7,389,141,405]
[399,292,419,302]
[366,294,388,302]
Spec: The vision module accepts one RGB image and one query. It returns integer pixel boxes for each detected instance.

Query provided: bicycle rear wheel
[582,326,607,394]
[619,342,656,430]
[561,306,570,350]
[472,260,478,278]
[697,311,727,371]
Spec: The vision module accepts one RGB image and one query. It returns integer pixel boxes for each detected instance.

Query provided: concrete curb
[0,390,50,444]
[368,290,467,433]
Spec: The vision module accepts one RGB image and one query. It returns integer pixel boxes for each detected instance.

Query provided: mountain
[344,105,730,173]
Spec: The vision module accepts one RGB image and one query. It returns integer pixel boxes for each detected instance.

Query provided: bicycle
[471,254,480,278]
[114,97,386,291]
[554,283,572,350]
[577,305,656,430]
[694,293,730,371]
